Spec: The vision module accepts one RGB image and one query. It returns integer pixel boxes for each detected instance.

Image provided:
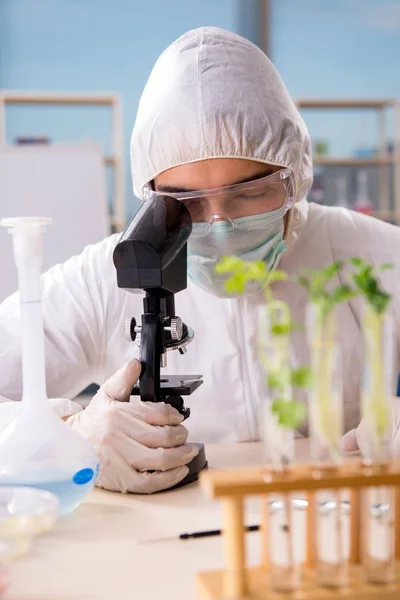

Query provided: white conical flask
[0,218,99,516]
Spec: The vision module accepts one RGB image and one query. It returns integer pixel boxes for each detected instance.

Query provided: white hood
[130,26,313,203]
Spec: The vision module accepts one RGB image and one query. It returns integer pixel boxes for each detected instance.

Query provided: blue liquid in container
[11,467,99,516]
[26,478,96,516]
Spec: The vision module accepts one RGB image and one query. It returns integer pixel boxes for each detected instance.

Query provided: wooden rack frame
[295,98,400,225]
[197,460,400,600]
[0,90,125,232]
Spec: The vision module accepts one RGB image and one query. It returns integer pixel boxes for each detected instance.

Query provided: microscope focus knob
[124,317,140,342]
[169,317,183,341]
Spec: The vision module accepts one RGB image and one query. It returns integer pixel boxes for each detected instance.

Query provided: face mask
[187,207,287,297]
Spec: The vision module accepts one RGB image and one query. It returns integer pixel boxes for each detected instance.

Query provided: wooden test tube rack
[197,460,400,600]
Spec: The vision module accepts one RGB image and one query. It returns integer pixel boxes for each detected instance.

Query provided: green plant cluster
[216,256,310,430]
[297,257,393,319]
[215,254,393,432]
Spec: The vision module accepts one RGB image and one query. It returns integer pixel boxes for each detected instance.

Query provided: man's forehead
[154,164,279,194]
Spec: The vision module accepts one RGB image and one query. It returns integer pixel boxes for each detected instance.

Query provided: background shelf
[295,98,400,225]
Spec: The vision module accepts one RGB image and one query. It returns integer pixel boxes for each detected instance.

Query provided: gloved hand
[67,358,199,494]
[342,397,400,457]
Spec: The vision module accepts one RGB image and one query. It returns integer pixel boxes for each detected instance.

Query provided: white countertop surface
[5,440,310,600]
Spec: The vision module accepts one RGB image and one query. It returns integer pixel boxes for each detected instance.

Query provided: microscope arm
[125,291,202,419]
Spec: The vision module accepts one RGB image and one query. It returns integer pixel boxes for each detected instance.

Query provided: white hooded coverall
[0,27,399,444]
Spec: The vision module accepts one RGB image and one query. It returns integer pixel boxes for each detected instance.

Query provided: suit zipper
[234,297,257,440]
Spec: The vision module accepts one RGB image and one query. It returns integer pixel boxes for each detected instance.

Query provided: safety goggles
[143,168,295,229]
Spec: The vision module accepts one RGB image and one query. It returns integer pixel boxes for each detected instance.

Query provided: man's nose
[206,198,236,233]
[204,197,229,223]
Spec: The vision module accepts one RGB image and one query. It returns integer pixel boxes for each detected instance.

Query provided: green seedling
[349,257,392,315]
[297,261,356,323]
[296,261,357,461]
[349,257,393,452]
[215,255,309,430]
[297,257,394,461]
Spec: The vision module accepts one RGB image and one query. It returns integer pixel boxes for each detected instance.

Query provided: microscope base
[169,443,208,490]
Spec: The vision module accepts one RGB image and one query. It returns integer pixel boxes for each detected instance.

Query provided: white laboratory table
[5,440,310,600]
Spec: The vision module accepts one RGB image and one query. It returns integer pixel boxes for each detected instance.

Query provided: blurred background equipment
[0,142,109,301]
[0,91,125,232]
[353,169,374,216]
[0,92,124,301]
[334,175,350,210]
[1,0,400,227]
[295,98,400,224]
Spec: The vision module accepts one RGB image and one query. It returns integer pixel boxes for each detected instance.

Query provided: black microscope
[113,194,207,489]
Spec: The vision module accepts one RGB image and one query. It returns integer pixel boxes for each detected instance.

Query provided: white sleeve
[0,397,83,432]
[0,234,120,402]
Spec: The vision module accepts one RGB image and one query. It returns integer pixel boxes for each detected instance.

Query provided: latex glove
[342,397,400,457]
[67,358,199,494]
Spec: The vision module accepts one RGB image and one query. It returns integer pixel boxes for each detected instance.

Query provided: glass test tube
[306,303,347,588]
[257,304,301,592]
[361,308,396,584]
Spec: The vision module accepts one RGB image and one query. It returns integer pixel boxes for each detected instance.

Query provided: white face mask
[187,206,287,297]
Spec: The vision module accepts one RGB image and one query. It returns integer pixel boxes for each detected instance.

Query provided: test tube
[1,218,52,412]
[257,305,301,592]
[361,307,396,584]
[267,491,302,592]
[257,303,295,468]
[364,486,394,584]
[306,303,347,588]
[306,303,343,466]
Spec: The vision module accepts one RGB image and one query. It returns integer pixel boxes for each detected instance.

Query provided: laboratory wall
[270,0,400,155]
[0,0,262,220]
[269,0,400,213]
[2,0,400,221]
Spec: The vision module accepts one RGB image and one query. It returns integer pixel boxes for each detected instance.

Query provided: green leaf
[330,284,356,305]
[224,275,245,294]
[291,366,313,388]
[350,257,393,315]
[246,262,266,280]
[297,275,311,291]
[265,270,288,284]
[380,262,394,271]
[214,255,244,275]
[350,257,364,267]
[266,371,285,390]
[319,261,344,282]
[271,398,307,429]
[270,322,291,336]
